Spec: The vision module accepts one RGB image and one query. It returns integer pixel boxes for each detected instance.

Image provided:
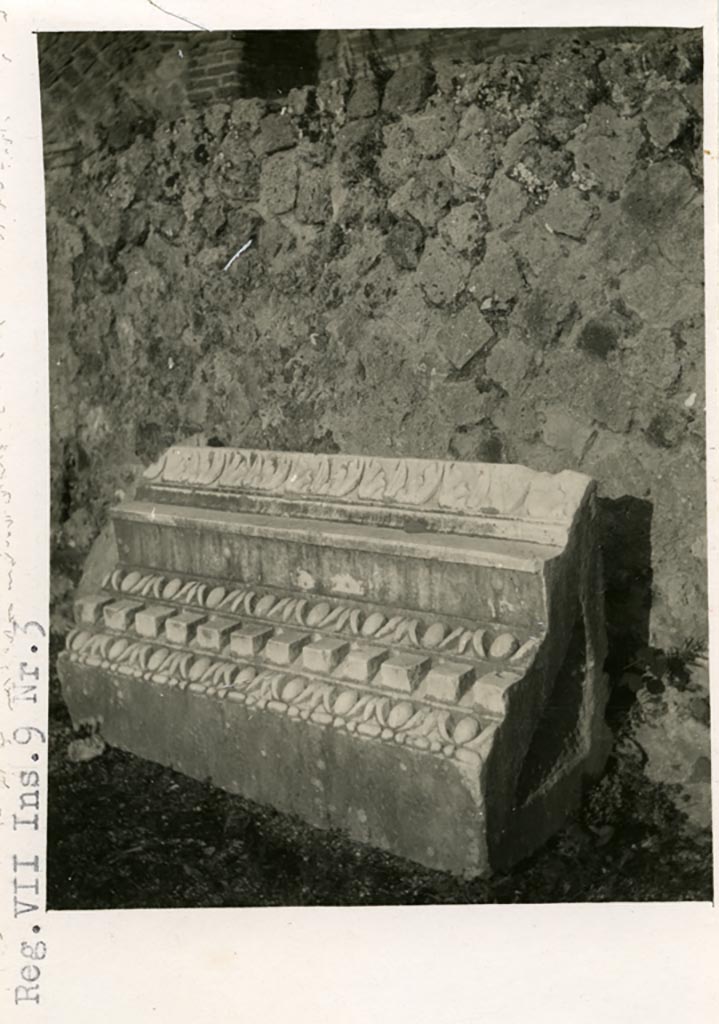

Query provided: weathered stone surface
[406,96,458,156]
[457,104,491,140]
[427,304,494,369]
[336,120,380,185]
[388,159,454,229]
[287,86,314,116]
[511,278,577,348]
[382,64,434,114]
[260,151,298,214]
[467,233,523,305]
[486,172,528,228]
[502,122,538,167]
[568,105,643,192]
[621,328,681,396]
[438,202,485,255]
[643,89,690,149]
[386,217,425,270]
[347,77,380,119]
[620,161,697,236]
[511,144,573,195]
[502,211,568,277]
[541,408,594,459]
[377,122,419,189]
[485,333,534,391]
[447,135,496,193]
[544,348,635,435]
[620,257,703,328]
[296,166,331,224]
[542,188,596,239]
[449,420,504,464]
[59,445,610,877]
[576,316,622,359]
[597,48,647,116]
[416,238,470,306]
[255,112,297,155]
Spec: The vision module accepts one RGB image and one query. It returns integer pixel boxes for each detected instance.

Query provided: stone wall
[44,29,705,658]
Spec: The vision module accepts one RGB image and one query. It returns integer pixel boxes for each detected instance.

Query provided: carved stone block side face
[230,623,273,657]
[195,616,243,651]
[423,662,476,703]
[340,645,390,683]
[264,629,312,665]
[135,604,177,639]
[74,593,113,625]
[379,653,431,693]
[302,637,351,673]
[103,599,144,632]
[165,610,207,645]
[471,670,522,716]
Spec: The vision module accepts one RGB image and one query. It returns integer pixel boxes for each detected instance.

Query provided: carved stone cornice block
[58,446,611,877]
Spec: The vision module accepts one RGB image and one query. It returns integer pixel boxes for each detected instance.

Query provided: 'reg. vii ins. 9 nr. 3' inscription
[58,447,611,877]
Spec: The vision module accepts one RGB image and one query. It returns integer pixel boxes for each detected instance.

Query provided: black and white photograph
[42,24,711,905]
[0,3,717,1021]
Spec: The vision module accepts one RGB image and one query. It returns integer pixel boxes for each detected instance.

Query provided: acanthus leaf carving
[144,446,590,526]
[328,456,364,497]
[310,455,333,494]
[260,452,292,491]
[357,459,387,501]
[220,450,251,487]
[384,459,408,499]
